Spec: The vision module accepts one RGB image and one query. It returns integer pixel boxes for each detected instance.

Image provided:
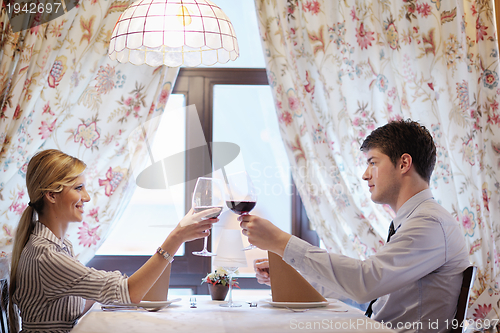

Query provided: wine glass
[220,266,240,307]
[192,177,224,257]
[224,171,257,251]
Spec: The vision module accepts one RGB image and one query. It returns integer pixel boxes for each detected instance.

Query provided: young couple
[10,120,469,333]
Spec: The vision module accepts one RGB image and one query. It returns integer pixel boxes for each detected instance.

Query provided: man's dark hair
[360,119,437,183]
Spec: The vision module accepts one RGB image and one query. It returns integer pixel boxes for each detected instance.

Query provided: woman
[9,149,218,332]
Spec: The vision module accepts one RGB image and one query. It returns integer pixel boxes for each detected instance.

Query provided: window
[211,84,291,275]
[96,94,187,256]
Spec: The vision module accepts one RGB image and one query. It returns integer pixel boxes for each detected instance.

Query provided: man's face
[362,148,401,208]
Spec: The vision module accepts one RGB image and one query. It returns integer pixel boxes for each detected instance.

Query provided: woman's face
[54,175,91,223]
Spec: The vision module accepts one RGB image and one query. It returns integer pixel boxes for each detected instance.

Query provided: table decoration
[202,267,239,301]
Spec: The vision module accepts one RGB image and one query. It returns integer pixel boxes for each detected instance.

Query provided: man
[240,120,469,333]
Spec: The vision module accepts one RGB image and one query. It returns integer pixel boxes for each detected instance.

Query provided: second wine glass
[220,266,240,307]
[225,171,257,251]
[192,177,224,257]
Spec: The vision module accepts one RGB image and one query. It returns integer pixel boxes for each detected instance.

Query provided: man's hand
[254,258,271,286]
[239,215,291,256]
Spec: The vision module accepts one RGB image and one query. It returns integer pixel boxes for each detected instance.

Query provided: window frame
[88,68,317,293]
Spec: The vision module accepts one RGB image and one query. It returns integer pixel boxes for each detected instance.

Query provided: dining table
[72,290,396,333]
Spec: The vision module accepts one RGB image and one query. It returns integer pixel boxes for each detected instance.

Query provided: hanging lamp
[108,0,239,67]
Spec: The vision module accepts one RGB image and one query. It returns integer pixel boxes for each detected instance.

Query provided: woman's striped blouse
[13,222,130,332]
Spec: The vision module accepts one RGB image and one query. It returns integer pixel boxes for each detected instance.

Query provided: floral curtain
[255,0,500,322]
[0,0,178,267]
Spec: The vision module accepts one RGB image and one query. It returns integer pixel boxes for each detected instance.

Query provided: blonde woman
[9,149,218,333]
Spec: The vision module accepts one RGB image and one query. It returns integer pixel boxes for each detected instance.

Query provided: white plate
[261,298,336,308]
[115,298,181,309]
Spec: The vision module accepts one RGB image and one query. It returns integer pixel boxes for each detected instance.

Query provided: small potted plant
[202,267,239,301]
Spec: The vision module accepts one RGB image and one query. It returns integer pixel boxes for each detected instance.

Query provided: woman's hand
[174,207,219,243]
[238,215,291,256]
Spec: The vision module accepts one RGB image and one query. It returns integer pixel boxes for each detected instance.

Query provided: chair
[0,278,8,333]
[451,266,477,333]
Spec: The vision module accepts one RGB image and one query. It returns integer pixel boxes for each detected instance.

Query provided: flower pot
[208,283,229,301]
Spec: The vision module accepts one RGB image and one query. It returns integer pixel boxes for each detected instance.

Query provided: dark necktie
[364,221,396,318]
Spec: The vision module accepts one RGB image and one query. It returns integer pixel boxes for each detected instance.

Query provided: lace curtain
[0,0,179,267]
[255,0,500,321]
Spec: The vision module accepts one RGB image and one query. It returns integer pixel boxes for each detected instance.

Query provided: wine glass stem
[202,236,208,251]
[227,272,233,306]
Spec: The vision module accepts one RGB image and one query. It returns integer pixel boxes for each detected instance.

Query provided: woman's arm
[127,208,218,303]
[38,209,219,306]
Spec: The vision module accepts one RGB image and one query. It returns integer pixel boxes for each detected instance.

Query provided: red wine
[193,206,223,219]
[226,201,256,215]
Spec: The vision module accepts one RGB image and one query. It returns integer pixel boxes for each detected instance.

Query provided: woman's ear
[44,191,57,204]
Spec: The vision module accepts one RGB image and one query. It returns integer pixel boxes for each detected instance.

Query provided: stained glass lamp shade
[108,0,239,67]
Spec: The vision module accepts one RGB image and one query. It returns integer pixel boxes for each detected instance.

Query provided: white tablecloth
[72,290,396,333]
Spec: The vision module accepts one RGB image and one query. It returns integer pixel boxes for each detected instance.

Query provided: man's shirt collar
[393,188,434,231]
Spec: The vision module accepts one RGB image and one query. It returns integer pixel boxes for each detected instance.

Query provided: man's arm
[241,214,449,304]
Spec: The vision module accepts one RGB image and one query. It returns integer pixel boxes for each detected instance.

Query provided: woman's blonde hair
[9,149,86,333]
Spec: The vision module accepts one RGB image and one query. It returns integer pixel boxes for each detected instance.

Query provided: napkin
[143,263,172,301]
[268,251,326,302]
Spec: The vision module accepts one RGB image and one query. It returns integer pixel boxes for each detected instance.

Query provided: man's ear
[400,153,412,174]
[44,191,58,204]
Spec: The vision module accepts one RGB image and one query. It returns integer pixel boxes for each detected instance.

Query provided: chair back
[451,266,477,333]
[0,278,8,333]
